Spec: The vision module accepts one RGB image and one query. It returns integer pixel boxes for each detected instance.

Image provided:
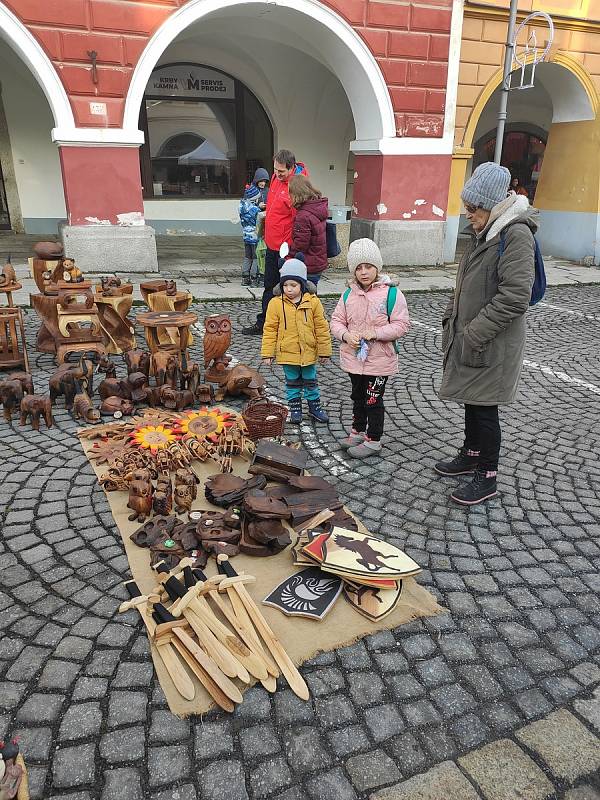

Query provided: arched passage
[445,55,600,263]
[0,4,74,132]
[123,0,395,144]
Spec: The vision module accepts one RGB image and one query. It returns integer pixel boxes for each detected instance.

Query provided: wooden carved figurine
[97,354,117,378]
[203,315,232,382]
[195,382,215,405]
[153,475,173,516]
[215,364,265,401]
[49,357,94,407]
[165,279,177,296]
[0,379,23,422]
[127,476,153,522]
[175,468,199,501]
[152,351,180,387]
[100,275,122,296]
[0,735,24,799]
[0,255,17,287]
[124,348,150,378]
[155,385,194,411]
[61,257,84,283]
[100,396,135,416]
[174,483,194,514]
[180,362,200,395]
[20,394,53,431]
[5,371,33,395]
[73,388,101,424]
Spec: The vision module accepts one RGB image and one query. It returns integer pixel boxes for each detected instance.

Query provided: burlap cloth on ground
[81,433,443,717]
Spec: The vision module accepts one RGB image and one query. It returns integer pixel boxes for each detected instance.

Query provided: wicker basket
[242,397,287,440]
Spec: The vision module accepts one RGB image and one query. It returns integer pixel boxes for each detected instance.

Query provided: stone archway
[123,0,395,147]
[445,55,600,263]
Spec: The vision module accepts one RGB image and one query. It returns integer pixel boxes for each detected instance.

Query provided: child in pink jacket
[330,238,410,458]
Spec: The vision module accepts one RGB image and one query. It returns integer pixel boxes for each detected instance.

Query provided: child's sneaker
[340,431,365,450]
[307,400,329,423]
[347,438,382,459]
[241,276,251,286]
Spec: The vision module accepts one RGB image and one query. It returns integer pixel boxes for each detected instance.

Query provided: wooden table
[136,310,197,368]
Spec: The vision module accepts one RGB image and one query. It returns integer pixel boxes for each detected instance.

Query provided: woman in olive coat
[436,162,536,505]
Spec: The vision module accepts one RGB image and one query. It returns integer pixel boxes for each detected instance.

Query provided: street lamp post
[494,7,554,164]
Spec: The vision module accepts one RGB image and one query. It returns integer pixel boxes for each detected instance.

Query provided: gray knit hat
[461,162,511,211]
[279,258,307,290]
[347,238,383,274]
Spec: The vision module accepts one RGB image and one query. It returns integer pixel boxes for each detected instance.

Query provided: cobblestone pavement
[1,285,600,799]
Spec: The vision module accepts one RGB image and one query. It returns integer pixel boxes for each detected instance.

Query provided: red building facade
[0,0,461,269]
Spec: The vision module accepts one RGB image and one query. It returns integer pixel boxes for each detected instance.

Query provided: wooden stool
[136,310,197,369]
[94,292,136,354]
[147,289,193,348]
[0,307,29,371]
[140,279,168,305]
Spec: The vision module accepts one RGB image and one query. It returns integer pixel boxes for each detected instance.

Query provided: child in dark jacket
[239,184,261,287]
[288,175,328,287]
[253,167,270,209]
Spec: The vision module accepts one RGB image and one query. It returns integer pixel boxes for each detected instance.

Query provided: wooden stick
[154,638,196,701]
[182,605,250,683]
[161,625,243,704]
[217,556,309,700]
[171,637,235,713]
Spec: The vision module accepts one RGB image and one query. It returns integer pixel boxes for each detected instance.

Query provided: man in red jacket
[242,149,308,335]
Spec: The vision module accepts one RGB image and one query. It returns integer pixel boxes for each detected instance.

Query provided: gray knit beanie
[279,258,307,290]
[347,238,383,274]
[461,162,511,211]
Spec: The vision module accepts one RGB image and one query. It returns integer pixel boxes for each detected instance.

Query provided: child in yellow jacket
[261,258,332,424]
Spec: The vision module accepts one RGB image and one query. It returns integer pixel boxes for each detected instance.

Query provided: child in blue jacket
[239,184,261,286]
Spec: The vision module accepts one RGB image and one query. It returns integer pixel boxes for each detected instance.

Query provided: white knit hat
[347,238,383,274]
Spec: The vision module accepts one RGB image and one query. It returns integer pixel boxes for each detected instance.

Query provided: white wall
[143,17,355,227]
[0,43,65,229]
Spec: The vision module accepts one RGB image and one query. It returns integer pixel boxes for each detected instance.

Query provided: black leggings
[350,374,388,441]
[256,247,280,328]
[464,404,501,471]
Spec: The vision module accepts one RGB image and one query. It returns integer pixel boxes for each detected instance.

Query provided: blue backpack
[498,228,546,306]
[343,285,401,354]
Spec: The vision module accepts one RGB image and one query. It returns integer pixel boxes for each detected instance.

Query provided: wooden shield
[344,580,403,621]
[318,527,420,580]
[262,567,343,621]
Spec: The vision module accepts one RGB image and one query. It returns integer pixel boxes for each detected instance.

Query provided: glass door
[0,161,10,230]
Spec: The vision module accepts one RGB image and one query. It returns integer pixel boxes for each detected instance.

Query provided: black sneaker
[241,276,251,286]
[451,469,498,505]
[434,447,479,476]
[241,323,263,336]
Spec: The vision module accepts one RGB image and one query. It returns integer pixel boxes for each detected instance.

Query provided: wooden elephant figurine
[20,394,53,431]
[0,379,24,422]
[49,357,94,407]
[6,372,34,396]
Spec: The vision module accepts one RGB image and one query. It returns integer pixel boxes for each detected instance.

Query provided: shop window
[474,129,546,202]
[139,64,273,199]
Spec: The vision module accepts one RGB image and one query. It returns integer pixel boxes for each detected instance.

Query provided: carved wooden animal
[152,352,179,387]
[100,276,122,296]
[0,255,17,287]
[62,257,83,282]
[0,379,23,422]
[196,382,215,405]
[215,364,265,401]
[73,389,101,424]
[127,372,150,404]
[124,348,150,377]
[127,478,153,522]
[20,394,53,431]
[98,372,149,405]
[180,362,200,395]
[153,476,172,516]
[175,468,199,501]
[5,372,33,395]
[49,357,94,406]
[97,353,117,377]
[165,279,177,296]
[174,483,194,514]
[203,314,232,371]
[156,385,194,411]
[100,396,134,416]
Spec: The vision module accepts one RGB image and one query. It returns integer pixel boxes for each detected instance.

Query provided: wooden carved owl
[203,315,232,367]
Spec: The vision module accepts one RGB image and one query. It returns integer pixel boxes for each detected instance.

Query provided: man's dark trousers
[256,247,280,330]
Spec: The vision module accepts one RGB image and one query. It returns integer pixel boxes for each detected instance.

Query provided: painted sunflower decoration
[129,423,177,453]
[173,407,238,443]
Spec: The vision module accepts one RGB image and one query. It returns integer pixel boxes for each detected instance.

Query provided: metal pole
[494,0,519,164]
